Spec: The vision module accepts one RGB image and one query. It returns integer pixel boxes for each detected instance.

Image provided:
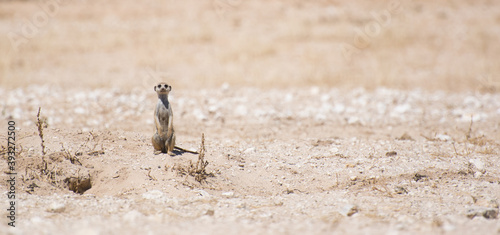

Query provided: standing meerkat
[152,82,176,155]
[152,82,198,155]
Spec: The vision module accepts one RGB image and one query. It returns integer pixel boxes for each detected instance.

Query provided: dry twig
[36,107,46,155]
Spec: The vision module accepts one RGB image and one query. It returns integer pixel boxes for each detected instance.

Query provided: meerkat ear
[154,85,157,91]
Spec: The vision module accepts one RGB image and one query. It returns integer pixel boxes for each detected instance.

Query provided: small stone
[332,103,345,113]
[469,159,485,173]
[47,202,66,213]
[386,151,397,157]
[413,173,428,182]
[244,147,255,154]
[396,133,414,141]
[466,207,499,219]
[208,105,218,114]
[350,176,357,181]
[221,82,230,92]
[310,86,320,95]
[142,190,164,200]
[193,109,208,121]
[347,117,364,126]
[74,107,86,114]
[394,186,408,194]
[123,210,143,223]
[48,152,65,163]
[442,222,456,232]
[315,113,327,121]
[222,191,234,197]
[75,228,100,235]
[330,147,339,153]
[394,104,411,114]
[195,189,210,197]
[436,134,452,141]
[205,209,215,216]
[339,204,359,217]
[235,105,248,116]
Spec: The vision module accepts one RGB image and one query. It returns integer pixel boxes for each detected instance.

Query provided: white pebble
[142,190,164,200]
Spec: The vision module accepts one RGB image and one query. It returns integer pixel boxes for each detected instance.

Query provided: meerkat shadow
[171,149,183,156]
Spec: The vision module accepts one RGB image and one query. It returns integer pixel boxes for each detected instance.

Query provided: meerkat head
[154,82,172,94]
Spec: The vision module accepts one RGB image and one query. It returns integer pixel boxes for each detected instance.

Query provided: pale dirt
[1,0,500,234]
[1,86,499,235]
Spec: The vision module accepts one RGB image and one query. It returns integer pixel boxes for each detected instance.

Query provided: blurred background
[1,0,499,92]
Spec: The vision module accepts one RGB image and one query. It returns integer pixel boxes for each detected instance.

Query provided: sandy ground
[1,0,500,234]
[1,0,500,91]
[1,86,499,234]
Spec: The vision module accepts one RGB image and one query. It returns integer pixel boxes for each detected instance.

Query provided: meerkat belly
[156,102,171,134]
[158,107,170,124]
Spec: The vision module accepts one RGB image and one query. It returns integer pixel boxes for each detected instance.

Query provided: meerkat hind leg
[167,134,176,156]
[152,133,166,154]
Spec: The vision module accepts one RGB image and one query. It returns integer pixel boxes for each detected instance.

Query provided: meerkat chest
[156,99,171,124]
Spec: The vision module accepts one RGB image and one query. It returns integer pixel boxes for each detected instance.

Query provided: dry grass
[36,107,46,155]
[75,131,106,157]
[20,150,93,194]
[0,0,499,91]
[0,144,6,157]
[17,110,93,195]
[171,133,215,184]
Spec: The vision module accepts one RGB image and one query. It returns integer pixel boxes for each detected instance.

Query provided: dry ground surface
[1,86,500,235]
[1,0,500,234]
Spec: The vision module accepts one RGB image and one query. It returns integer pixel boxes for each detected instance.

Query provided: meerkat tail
[174,146,199,154]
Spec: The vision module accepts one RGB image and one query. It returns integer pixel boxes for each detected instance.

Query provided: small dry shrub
[172,133,215,183]
[20,108,93,194]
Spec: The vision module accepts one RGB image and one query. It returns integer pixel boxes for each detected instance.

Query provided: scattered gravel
[1,86,499,131]
[1,86,499,234]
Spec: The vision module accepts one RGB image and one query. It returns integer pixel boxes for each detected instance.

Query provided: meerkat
[152,82,176,155]
[152,82,198,155]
